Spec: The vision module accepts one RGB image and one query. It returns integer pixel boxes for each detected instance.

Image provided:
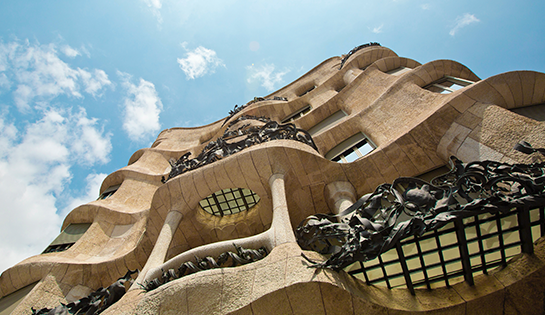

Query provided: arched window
[98,184,120,200]
[385,66,413,76]
[307,110,348,136]
[199,188,260,216]
[281,105,312,123]
[510,103,545,121]
[424,76,473,94]
[42,223,92,254]
[326,133,375,163]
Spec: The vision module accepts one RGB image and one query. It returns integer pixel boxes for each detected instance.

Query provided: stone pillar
[268,173,296,246]
[130,209,183,290]
[325,181,356,221]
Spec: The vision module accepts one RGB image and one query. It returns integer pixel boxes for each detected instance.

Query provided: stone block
[251,288,293,315]
[286,282,326,315]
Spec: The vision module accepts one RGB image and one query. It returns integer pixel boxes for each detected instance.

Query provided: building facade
[1,43,545,314]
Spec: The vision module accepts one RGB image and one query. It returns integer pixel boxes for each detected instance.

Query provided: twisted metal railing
[139,244,268,291]
[163,116,317,182]
[31,270,138,315]
[338,42,381,70]
[297,142,545,292]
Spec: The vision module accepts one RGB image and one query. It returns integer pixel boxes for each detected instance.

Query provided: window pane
[344,150,360,163]
[357,142,375,156]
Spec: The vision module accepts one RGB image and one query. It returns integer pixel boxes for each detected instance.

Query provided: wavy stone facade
[2,44,545,314]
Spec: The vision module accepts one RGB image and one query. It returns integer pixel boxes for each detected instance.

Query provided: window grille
[199,188,260,216]
[346,206,544,294]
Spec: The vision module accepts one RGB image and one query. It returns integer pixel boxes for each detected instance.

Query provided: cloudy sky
[0,0,544,273]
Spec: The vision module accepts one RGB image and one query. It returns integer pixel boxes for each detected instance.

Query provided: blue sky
[0,0,544,273]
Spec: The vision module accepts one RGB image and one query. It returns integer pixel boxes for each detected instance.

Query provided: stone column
[268,173,296,246]
[130,209,183,290]
[325,181,356,221]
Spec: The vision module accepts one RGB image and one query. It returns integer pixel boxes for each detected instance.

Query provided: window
[325,133,375,163]
[386,66,412,76]
[98,184,120,200]
[307,110,348,136]
[424,76,474,94]
[199,188,260,216]
[42,223,92,254]
[510,103,545,122]
[0,282,38,315]
[298,85,316,97]
[281,105,312,123]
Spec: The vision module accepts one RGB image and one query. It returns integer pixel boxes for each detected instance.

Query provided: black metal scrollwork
[139,244,268,291]
[31,269,138,315]
[338,42,381,70]
[297,142,545,271]
[222,96,288,127]
[163,115,317,182]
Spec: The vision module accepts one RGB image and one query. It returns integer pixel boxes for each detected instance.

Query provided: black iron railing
[347,206,544,294]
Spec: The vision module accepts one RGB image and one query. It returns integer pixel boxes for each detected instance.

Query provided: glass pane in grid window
[442,80,466,91]
[358,142,374,156]
[245,196,256,205]
[200,188,260,216]
[343,149,360,163]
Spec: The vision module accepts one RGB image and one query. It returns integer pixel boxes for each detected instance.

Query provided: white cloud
[371,24,384,34]
[79,69,112,96]
[177,43,225,80]
[450,13,480,36]
[70,109,112,164]
[142,0,163,26]
[61,45,80,58]
[0,108,111,273]
[119,71,163,141]
[0,40,112,111]
[246,64,289,92]
[0,73,10,90]
[421,4,430,10]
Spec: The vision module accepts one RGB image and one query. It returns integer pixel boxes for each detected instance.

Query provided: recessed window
[199,188,260,216]
[98,184,120,200]
[335,82,346,92]
[0,282,38,314]
[386,66,412,76]
[298,85,316,97]
[281,105,312,123]
[424,76,474,94]
[325,133,375,163]
[510,103,545,122]
[308,110,348,136]
[42,223,92,254]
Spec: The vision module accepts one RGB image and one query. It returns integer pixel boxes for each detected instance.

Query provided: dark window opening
[42,223,91,254]
[281,105,312,123]
[298,85,316,97]
[98,184,120,200]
